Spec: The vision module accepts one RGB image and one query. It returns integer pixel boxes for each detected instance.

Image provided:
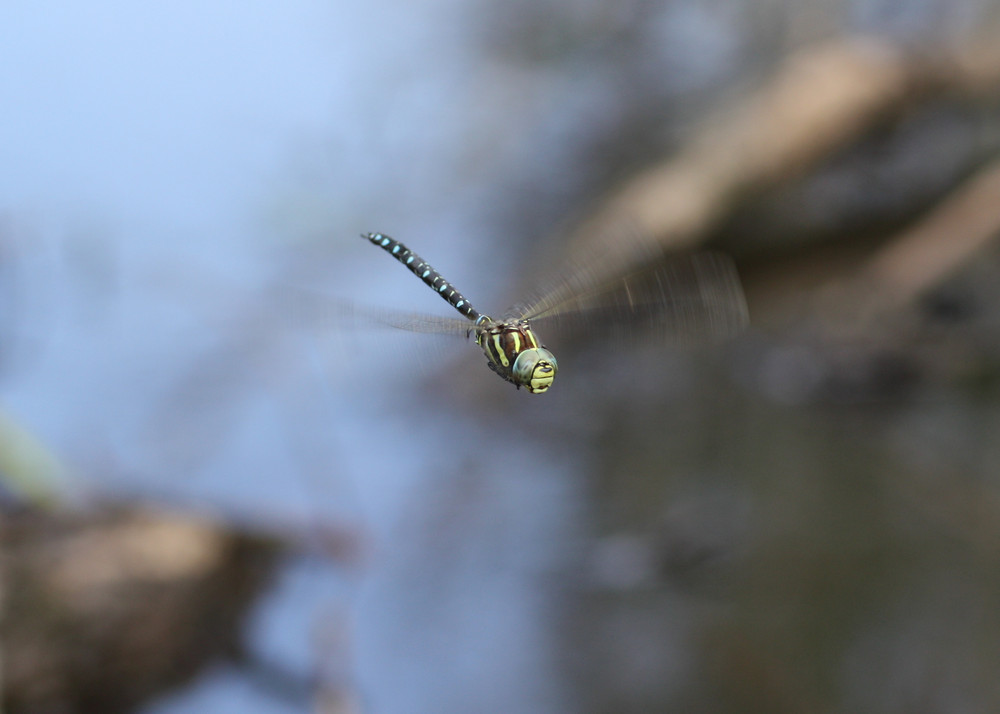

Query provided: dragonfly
[353,231,749,394]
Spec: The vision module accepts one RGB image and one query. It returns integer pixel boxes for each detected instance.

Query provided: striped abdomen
[363,233,481,321]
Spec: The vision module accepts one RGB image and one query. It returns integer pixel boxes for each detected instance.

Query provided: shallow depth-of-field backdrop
[4,1,1000,712]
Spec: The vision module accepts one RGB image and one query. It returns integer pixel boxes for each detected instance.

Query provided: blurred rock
[1,504,279,714]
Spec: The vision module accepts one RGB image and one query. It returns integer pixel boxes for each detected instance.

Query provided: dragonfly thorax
[475,316,558,394]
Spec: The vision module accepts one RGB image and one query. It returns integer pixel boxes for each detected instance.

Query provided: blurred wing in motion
[280,287,475,337]
[134,285,475,475]
[507,252,749,344]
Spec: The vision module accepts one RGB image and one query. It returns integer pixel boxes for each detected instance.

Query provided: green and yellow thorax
[473,316,558,394]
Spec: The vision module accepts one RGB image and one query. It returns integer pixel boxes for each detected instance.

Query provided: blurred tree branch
[848,156,1000,321]
[570,36,1000,285]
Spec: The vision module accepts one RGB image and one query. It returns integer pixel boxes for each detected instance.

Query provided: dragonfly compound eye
[512,348,558,394]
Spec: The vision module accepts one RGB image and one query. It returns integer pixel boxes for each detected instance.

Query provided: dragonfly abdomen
[364,233,481,321]
[361,231,558,394]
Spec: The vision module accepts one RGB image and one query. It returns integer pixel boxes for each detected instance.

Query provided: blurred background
[4,1,1000,712]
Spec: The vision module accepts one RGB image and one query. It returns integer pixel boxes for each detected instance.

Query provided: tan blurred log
[569,36,1000,277]
[2,505,279,714]
[862,158,1000,313]
[749,155,1000,333]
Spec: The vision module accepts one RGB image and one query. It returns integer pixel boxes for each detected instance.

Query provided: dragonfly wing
[279,288,474,337]
[508,252,749,344]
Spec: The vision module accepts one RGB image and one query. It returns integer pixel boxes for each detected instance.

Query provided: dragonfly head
[512,348,558,394]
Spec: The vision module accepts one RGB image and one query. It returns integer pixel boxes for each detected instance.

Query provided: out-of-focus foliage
[0,407,65,507]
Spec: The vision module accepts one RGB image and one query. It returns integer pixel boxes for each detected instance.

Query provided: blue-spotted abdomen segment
[363,233,481,321]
